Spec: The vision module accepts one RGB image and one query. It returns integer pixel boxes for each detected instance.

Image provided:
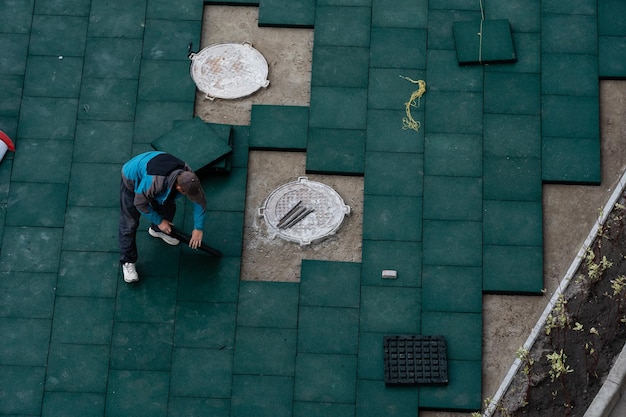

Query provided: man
[119,151,207,283]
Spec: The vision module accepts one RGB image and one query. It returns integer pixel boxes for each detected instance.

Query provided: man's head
[175,171,201,198]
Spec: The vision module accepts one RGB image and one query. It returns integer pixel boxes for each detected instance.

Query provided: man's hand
[158,219,173,234]
[189,229,203,249]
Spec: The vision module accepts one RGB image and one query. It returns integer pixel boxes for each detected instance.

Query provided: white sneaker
[122,262,139,283]
[149,227,180,246]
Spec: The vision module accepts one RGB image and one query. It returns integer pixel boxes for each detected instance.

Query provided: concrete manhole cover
[258,177,351,246]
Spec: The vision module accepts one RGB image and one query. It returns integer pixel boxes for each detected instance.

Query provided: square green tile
[424,91,483,134]
[249,105,309,150]
[370,27,427,69]
[542,53,598,96]
[6,182,68,227]
[136,224,183,276]
[74,120,134,163]
[423,176,482,221]
[115,276,177,322]
[143,19,201,60]
[362,194,422,241]
[485,32,541,74]
[237,281,300,328]
[0,226,63,272]
[170,347,232,397]
[34,0,91,15]
[57,251,119,297]
[361,240,421,287]
[106,370,169,416]
[309,87,368,129]
[111,322,174,370]
[0,74,23,117]
[364,152,423,196]
[63,207,118,252]
[201,211,244,257]
[483,157,542,201]
[0,116,18,141]
[0,365,45,415]
[430,0,480,9]
[133,101,193,143]
[314,6,371,47]
[422,220,482,267]
[258,0,315,27]
[0,33,29,75]
[428,10,482,50]
[317,0,371,5]
[372,0,428,28]
[293,402,355,417]
[485,0,539,32]
[167,397,230,417]
[484,72,540,115]
[368,68,426,111]
[233,326,297,375]
[359,285,420,333]
[29,15,88,56]
[483,244,544,294]
[0,271,56,318]
[138,60,197,102]
[300,260,360,308]
[177,255,240,303]
[312,46,369,88]
[422,265,482,313]
[23,55,83,98]
[45,343,110,392]
[366,109,424,153]
[453,19,516,65]
[83,37,143,79]
[68,163,120,207]
[426,49,483,92]
[541,14,597,54]
[599,36,626,78]
[357,332,385,380]
[424,133,482,177]
[88,0,147,38]
[294,353,357,402]
[231,375,294,417]
[542,136,601,184]
[18,97,78,139]
[78,78,138,121]
[0,0,34,33]
[174,301,237,349]
[599,0,626,36]
[43,392,105,417]
[306,128,365,174]
[483,200,543,246]
[418,360,482,411]
[542,0,596,15]
[147,0,204,20]
[421,311,482,361]
[298,306,359,354]
[355,379,418,417]
[51,296,114,344]
[483,114,541,158]
[0,318,51,365]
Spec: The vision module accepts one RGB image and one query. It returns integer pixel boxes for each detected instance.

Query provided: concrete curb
[584,344,626,417]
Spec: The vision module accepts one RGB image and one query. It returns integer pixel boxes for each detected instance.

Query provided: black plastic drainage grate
[383,335,449,385]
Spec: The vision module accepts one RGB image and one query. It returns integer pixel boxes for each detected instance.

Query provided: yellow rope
[399,75,426,133]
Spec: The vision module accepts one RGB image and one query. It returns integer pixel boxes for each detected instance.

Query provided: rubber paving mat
[383,335,449,385]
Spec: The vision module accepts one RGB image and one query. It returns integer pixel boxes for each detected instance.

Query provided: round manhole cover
[258,177,351,245]
[189,42,270,100]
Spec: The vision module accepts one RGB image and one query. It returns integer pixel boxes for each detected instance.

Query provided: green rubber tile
[231,125,250,168]
[249,105,309,150]
[0,33,29,75]
[106,370,169,416]
[359,285,420,333]
[483,114,541,158]
[370,27,427,69]
[300,260,361,308]
[74,120,133,163]
[34,0,91,15]
[29,15,88,56]
[234,326,297,375]
[136,226,183,276]
[167,397,230,417]
[62,207,120,252]
[364,152,423,197]
[143,19,201,60]
[294,353,357,403]
[424,91,483,134]
[0,272,56,318]
[314,6,371,47]
[356,379,418,417]
[484,72,540,115]
[6,182,68,227]
[484,244,543,293]
[293,402,355,417]
[298,306,359,354]
[418,360,482,411]
[57,251,119,298]
[542,95,599,139]
[599,36,626,78]
[133,101,194,143]
[423,176,482,221]
[483,157,542,201]
[78,78,138,121]
[43,392,105,417]
[368,68,426,111]
[138,60,196,102]
[116,276,177,322]
[599,0,626,36]
[366,109,424,153]
[18,96,78,139]
[0,118,18,145]
[237,281,300,328]
[83,37,143,79]
[541,14,597,55]
[357,332,386,380]
[88,0,147,38]
[68,163,120,207]
[422,220,482,267]
[309,86,368,129]
[427,10,482,51]
[429,0,479,9]
[453,19,516,65]
[147,0,204,20]
[485,0,540,32]
[175,301,237,348]
[231,375,294,417]
[312,46,369,88]
[318,0,371,5]
[177,255,240,303]
[426,49,483,92]
[202,211,244,257]
[542,53,598,96]
[306,128,365,174]
[45,343,110,392]
[424,133,482,177]
[483,200,543,246]
[485,32,541,74]
[372,0,428,29]
[171,347,232,397]
[0,75,23,117]
[0,365,45,415]
[361,240,421,287]
[542,0,596,14]
[0,226,63,272]
[422,265,482,313]
[421,311,481,361]
[0,318,51,365]
[51,296,114,344]
[0,0,34,33]
[362,195,422,241]
[542,136,601,184]
[258,0,315,27]
[111,322,174,370]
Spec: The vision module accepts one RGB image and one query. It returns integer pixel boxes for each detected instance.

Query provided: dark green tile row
[258,0,315,28]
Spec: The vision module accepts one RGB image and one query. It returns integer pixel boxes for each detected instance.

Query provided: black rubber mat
[384,335,448,385]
